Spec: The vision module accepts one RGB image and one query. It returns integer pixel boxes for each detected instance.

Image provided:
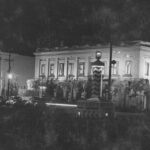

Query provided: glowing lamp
[8,73,13,79]
[96,51,102,60]
[78,111,81,116]
[105,112,108,117]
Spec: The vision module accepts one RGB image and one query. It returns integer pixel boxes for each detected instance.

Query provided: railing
[112,94,147,112]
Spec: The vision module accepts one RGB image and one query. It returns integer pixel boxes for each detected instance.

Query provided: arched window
[125,61,132,75]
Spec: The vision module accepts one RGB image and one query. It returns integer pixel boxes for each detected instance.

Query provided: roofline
[34,40,150,56]
[34,45,139,55]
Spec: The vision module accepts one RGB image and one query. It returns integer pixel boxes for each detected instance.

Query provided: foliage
[112,79,150,97]
[111,79,150,112]
[0,103,46,150]
[45,80,56,98]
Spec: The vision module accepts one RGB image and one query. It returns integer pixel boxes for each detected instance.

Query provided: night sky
[0,0,150,55]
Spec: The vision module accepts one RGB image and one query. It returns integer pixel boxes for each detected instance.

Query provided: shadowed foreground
[0,103,149,150]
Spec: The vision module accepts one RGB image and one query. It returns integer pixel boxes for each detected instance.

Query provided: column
[74,57,78,79]
[64,57,68,79]
[85,56,90,77]
[45,58,49,79]
[55,57,58,79]
[35,57,40,79]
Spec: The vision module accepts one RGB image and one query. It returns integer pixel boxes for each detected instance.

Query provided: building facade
[34,41,150,82]
[0,52,35,95]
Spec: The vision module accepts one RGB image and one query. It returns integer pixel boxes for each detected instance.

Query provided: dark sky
[0,0,150,55]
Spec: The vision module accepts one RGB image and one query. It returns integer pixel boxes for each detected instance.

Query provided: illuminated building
[34,41,150,81]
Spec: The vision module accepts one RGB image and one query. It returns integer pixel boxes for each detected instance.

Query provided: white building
[34,41,150,82]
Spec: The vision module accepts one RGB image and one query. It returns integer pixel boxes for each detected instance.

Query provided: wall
[0,52,35,95]
[34,45,141,81]
[11,54,35,87]
[139,45,150,79]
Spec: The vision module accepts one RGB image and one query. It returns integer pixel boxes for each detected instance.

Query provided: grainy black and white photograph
[0,0,150,149]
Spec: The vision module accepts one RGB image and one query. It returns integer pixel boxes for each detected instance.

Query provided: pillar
[45,58,49,78]
[64,57,68,79]
[74,57,78,79]
[85,56,90,77]
[55,57,59,79]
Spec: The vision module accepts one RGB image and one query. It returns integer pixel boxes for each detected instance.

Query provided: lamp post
[77,51,114,119]
[108,42,116,101]
[7,73,12,99]
[108,42,112,101]
[7,53,12,99]
[91,51,104,100]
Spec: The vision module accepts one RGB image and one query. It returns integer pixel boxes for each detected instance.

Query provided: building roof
[34,41,150,55]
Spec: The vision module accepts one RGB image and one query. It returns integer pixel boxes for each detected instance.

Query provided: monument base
[87,97,99,101]
[77,98,114,118]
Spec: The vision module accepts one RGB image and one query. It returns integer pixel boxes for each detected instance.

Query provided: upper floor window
[125,61,132,75]
[145,62,150,76]
[49,64,54,76]
[68,63,74,75]
[112,61,119,75]
[58,63,64,76]
[78,62,85,76]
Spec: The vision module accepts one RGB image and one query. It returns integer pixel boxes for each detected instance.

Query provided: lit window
[58,63,64,76]
[49,64,54,75]
[125,61,132,75]
[68,63,74,75]
[39,60,46,77]
[78,62,85,76]
[40,64,45,75]
[145,62,150,76]
[112,62,118,75]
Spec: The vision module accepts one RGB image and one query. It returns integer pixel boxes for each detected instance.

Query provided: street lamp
[77,51,114,118]
[108,42,117,100]
[7,72,13,99]
[8,73,13,79]
[96,51,102,60]
[91,51,104,99]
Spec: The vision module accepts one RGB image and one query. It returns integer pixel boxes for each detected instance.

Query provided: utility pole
[108,41,112,101]
[7,53,11,99]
